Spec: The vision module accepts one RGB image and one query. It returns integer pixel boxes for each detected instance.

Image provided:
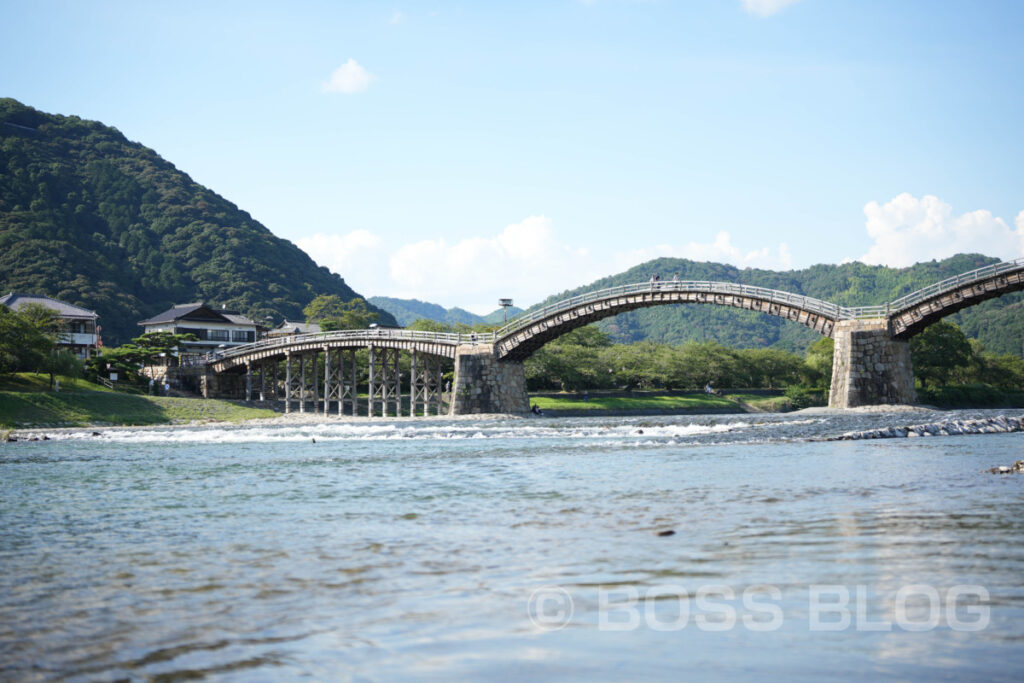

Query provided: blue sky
[2,0,1022,313]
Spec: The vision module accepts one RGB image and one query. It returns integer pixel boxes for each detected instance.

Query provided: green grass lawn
[0,373,277,428]
[722,392,792,412]
[0,372,116,393]
[0,392,277,428]
[528,390,804,413]
[530,392,743,412]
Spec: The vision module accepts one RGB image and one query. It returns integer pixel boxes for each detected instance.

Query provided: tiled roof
[138,303,209,325]
[220,311,257,327]
[0,292,98,319]
[139,303,257,327]
[272,320,322,334]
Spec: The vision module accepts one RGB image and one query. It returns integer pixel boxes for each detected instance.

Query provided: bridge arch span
[199,329,461,417]
[888,259,1024,339]
[207,329,463,374]
[494,282,847,361]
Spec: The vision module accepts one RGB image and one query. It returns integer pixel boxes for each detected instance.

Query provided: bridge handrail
[204,328,496,364]
[203,259,1024,367]
[885,257,1024,313]
[495,280,887,339]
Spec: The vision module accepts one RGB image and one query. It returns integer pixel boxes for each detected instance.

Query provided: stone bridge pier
[449,344,530,415]
[829,320,916,409]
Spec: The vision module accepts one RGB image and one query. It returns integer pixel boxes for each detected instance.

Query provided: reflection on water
[2,410,1024,680]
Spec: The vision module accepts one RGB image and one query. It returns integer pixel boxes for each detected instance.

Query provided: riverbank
[1,377,1014,435]
[529,390,796,416]
[0,378,797,431]
[0,390,276,430]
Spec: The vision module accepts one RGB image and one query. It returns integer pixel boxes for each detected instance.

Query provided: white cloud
[389,9,405,24]
[321,59,375,94]
[388,216,596,312]
[860,193,1024,267]
[297,219,797,313]
[741,0,803,17]
[613,232,792,272]
[295,230,386,292]
[682,230,793,270]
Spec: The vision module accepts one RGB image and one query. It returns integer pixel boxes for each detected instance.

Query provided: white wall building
[0,292,100,358]
[138,303,258,355]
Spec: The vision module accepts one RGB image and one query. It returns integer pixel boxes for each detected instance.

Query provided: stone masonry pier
[449,344,530,414]
[829,320,916,408]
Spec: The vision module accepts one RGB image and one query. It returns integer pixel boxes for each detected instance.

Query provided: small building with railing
[0,292,100,358]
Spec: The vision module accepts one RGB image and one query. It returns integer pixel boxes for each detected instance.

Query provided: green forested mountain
[369,296,524,327]
[367,297,481,327]
[524,255,1024,356]
[481,305,526,325]
[0,99,394,345]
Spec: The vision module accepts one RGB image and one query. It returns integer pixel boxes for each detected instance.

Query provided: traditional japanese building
[0,292,100,358]
[138,303,259,356]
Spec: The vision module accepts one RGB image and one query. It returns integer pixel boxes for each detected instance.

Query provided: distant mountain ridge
[0,98,395,345]
[522,254,1024,355]
[369,296,524,327]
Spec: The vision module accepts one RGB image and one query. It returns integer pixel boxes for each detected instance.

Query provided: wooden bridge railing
[493,258,1024,339]
[493,280,888,340]
[203,328,497,365]
[200,259,1024,368]
[885,257,1024,313]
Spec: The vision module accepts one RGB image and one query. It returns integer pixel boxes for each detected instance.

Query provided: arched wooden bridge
[200,257,1024,413]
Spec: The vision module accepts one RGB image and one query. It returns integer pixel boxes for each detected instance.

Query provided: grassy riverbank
[529,390,797,414]
[0,373,276,428]
[916,385,1024,409]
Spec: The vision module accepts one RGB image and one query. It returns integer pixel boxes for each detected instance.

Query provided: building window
[175,327,206,340]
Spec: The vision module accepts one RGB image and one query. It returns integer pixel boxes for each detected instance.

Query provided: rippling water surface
[2,410,1024,680]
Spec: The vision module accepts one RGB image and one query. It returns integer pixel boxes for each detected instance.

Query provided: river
[2,409,1023,681]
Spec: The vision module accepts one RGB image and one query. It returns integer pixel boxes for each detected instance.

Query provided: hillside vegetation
[523,255,1024,355]
[0,99,394,345]
[369,296,524,327]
